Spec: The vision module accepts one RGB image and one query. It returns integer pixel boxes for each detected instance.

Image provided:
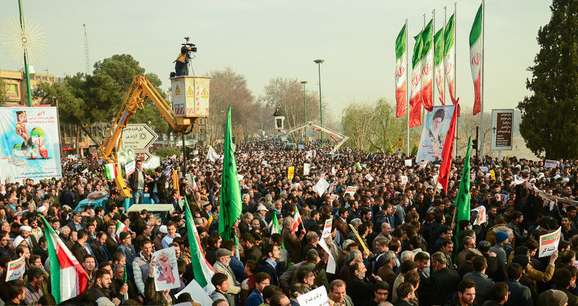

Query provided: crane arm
[99,75,192,198]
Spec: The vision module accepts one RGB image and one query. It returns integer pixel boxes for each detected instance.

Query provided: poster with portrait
[152,247,180,291]
[416,105,455,162]
[539,227,561,258]
[0,107,62,181]
[5,257,26,282]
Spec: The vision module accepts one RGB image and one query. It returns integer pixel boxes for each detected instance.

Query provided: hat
[256,204,269,212]
[216,248,232,258]
[12,236,25,248]
[19,225,32,232]
[159,225,168,234]
[119,232,130,241]
[495,231,508,243]
[538,289,568,306]
[433,109,445,121]
[305,249,319,261]
[342,239,358,250]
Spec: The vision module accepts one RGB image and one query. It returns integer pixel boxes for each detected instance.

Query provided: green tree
[262,78,319,129]
[518,0,578,159]
[209,68,262,142]
[342,99,417,153]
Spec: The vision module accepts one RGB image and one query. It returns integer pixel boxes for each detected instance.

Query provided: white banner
[152,247,181,291]
[539,227,561,258]
[5,257,26,282]
[0,107,62,181]
[544,159,559,169]
[344,186,357,197]
[416,105,456,162]
[319,218,337,274]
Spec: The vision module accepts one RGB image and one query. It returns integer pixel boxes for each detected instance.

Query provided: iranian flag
[420,20,434,112]
[290,207,303,234]
[104,163,117,180]
[395,24,408,118]
[177,198,214,305]
[409,32,423,128]
[470,4,483,115]
[444,14,457,104]
[270,210,282,235]
[434,27,445,104]
[115,220,128,239]
[41,217,88,304]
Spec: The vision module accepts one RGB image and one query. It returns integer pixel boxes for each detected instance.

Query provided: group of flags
[395,4,484,126]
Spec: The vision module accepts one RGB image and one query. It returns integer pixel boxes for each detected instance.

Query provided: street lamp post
[17,0,33,107]
[313,59,324,143]
[300,80,307,143]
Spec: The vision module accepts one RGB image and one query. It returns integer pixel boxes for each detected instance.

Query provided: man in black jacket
[424,252,460,306]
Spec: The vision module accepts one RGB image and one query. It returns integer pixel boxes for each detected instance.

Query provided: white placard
[365,174,374,182]
[207,146,220,162]
[297,286,330,306]
[344,186,357,197]
[544,160,559,169]
[539,227,561,258]
[303,163,311,176]
[471,206,487,225]
[152,247,181,291]
[313,178,330,197]
[5,257,26,282]
[404,159,413,167]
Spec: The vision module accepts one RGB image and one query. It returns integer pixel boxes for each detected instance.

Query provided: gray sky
[0,0,551,120]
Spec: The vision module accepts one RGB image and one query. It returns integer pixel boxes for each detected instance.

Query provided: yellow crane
[99,75,194,198]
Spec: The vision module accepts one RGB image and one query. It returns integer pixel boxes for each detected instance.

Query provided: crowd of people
[0,140,577,306]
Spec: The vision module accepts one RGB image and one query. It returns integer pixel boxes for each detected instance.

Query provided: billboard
[0,107,62,181]
[491,109,514,151]
[416,105,456,162]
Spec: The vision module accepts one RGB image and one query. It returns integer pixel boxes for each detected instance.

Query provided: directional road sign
[121,124,158,152]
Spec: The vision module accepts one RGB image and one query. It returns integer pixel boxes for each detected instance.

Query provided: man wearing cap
[490,231,509,267]
[213,248,241,297]
[255,204,269,229]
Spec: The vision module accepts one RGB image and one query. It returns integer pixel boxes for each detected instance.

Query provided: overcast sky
[0,0,551,120]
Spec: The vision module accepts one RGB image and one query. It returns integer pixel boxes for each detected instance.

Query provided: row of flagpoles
[395,1,485,156]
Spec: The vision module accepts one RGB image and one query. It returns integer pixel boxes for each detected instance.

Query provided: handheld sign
[539,227,561,258]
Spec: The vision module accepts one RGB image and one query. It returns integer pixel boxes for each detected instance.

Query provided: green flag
[218,106,242,241]
[454,137,472,250]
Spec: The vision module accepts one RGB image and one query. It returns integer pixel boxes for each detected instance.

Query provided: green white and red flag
[434,27,445,105]
[395,24,408,118]
[420,20,434,112]
[115,220,128,239]
[41,216,88,304]
[176,197,214,305]
[470,4,483,115]
[409,32,423,127]
[444,14,457,104]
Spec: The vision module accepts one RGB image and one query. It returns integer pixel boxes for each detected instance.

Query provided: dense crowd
[0,141,577,306]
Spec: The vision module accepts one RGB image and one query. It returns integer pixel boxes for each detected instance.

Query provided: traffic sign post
[121,124,158,162]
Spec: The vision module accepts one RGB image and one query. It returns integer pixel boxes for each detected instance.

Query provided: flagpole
[421,14,426,123]
[479,0,486,158]
[454,2,459,159]
[406,18,410,156]
[432,9,436,107]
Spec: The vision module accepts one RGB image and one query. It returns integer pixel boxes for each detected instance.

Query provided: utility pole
[314,59,324,143]
[300,80,307,143]
[17,0,32,107]
[83,24,90,75]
